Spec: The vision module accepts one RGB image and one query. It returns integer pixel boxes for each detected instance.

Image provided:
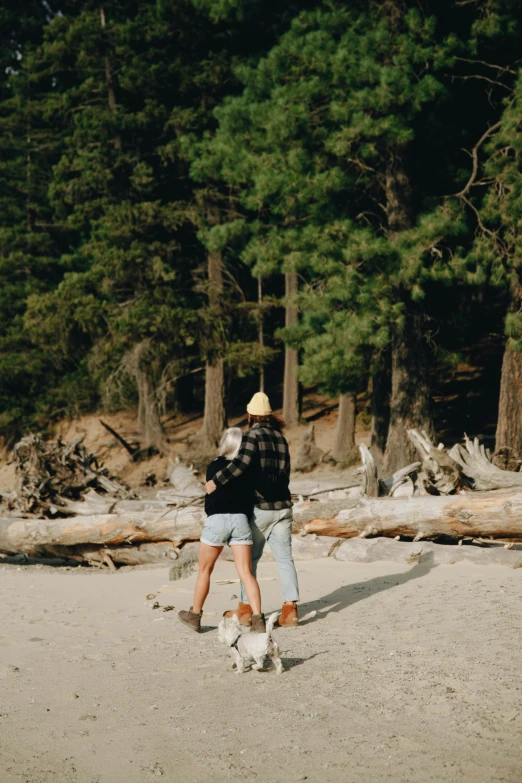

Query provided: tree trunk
[298,490,522,542]
[370,348,391,464]
[26,72,34,232]
[382,314,434,475]
[495,273,522,461]
[198,359,226,448]
[383,150,434,474]
[331,392,357,463]
[123,341,166,453]
[258,277,265,393]
[385,153,413,233]
[283,271,299,425]
[136,367,165,452]
[99,6,121,150]
[192,244,226,455]
[5,491,522,565]
[332,537,522,567]
[294,423,324,471]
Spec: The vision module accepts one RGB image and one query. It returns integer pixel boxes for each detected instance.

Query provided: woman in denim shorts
[178,428,265,633]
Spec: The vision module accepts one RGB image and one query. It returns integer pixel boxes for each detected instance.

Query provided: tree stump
[294,424,324,472]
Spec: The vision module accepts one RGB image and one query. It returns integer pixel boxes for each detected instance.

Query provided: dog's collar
[229,636,241,651]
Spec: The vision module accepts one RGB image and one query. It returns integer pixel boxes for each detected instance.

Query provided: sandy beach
[0,556,521,783]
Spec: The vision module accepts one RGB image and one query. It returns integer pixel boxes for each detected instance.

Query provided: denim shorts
[200,513,253,547]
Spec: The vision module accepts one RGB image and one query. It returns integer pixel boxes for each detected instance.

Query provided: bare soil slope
[0,393,368,495]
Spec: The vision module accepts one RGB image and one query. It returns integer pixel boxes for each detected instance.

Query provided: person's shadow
[294,550,436,625]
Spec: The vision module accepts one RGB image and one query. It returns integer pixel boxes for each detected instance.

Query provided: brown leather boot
[223,602,252,627]
[250,613,266,633]
[177,607,202,632]
[277,602,298,628]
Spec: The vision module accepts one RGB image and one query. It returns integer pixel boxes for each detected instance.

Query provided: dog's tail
[265,611,280,636]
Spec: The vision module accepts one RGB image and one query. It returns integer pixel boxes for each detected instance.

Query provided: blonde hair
[219,427,243,460]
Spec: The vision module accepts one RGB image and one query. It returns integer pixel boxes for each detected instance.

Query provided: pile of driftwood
[298,429,522,544]
[2,428,522,570]
[0,443,206,569]
[6,434,130,517]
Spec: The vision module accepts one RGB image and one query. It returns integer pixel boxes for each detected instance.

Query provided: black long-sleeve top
[204,456,255,518]
[212,422,292,510]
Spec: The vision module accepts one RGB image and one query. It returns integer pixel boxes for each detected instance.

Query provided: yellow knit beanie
[246,392,272,416]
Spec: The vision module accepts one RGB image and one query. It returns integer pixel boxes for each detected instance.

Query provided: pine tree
[205,0,522,470]
[187,0,321,448]
[480,73,522,460]
[203,1,465,467]
[3,0,522,456]
[442,0,522,459]
[0,3,73,441]
[23,1,220,448]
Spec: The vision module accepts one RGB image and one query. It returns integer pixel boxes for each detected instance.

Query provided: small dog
[218,611,284,674]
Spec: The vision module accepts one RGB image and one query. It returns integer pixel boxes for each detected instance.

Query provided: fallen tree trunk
[6,484,522,567]
[42,541,185,568]
[0,508,204,565]
[333,537,522,568]
[301,489,522,542]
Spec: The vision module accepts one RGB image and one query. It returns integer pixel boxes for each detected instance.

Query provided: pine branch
[455,57,517,76]
[453,121,502,198]
[460,195,496,240]
[452,74,511,91]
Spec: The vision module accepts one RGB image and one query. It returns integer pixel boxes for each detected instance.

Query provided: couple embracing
[178,392,299,633]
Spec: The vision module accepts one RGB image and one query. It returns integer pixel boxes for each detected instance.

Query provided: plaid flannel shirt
[212,422,292,510]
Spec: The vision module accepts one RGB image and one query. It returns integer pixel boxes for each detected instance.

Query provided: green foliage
[1,0,522,440]
[198,0,499,395]
[478,70,522,350]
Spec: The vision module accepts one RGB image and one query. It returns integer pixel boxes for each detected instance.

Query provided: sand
[0,556,521,783]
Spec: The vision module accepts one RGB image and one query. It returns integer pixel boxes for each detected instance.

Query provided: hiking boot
[276,602,298,628]
[178,607,202,632]
[250,613,266,633]
[223,602,252,627]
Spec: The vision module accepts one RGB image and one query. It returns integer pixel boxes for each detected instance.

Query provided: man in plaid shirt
[205,392,299,627]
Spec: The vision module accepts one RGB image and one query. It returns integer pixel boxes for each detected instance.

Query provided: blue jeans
[240,507,299,604]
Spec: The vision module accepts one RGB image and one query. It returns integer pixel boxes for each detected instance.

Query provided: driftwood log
[0,507,204,566]
[449,436,522,491]
[300,490,522,542]
[2,490,522,565]
[357,444,420,498]
[333,537,522,567]
[407,429,461,494]
[406,430,522,494]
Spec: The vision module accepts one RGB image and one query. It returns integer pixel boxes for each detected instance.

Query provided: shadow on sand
[0,554,82,568]
[283,650,329,669]
[295,550,436,625]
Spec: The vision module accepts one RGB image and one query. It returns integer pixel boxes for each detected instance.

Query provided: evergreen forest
[2,0,522,471]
